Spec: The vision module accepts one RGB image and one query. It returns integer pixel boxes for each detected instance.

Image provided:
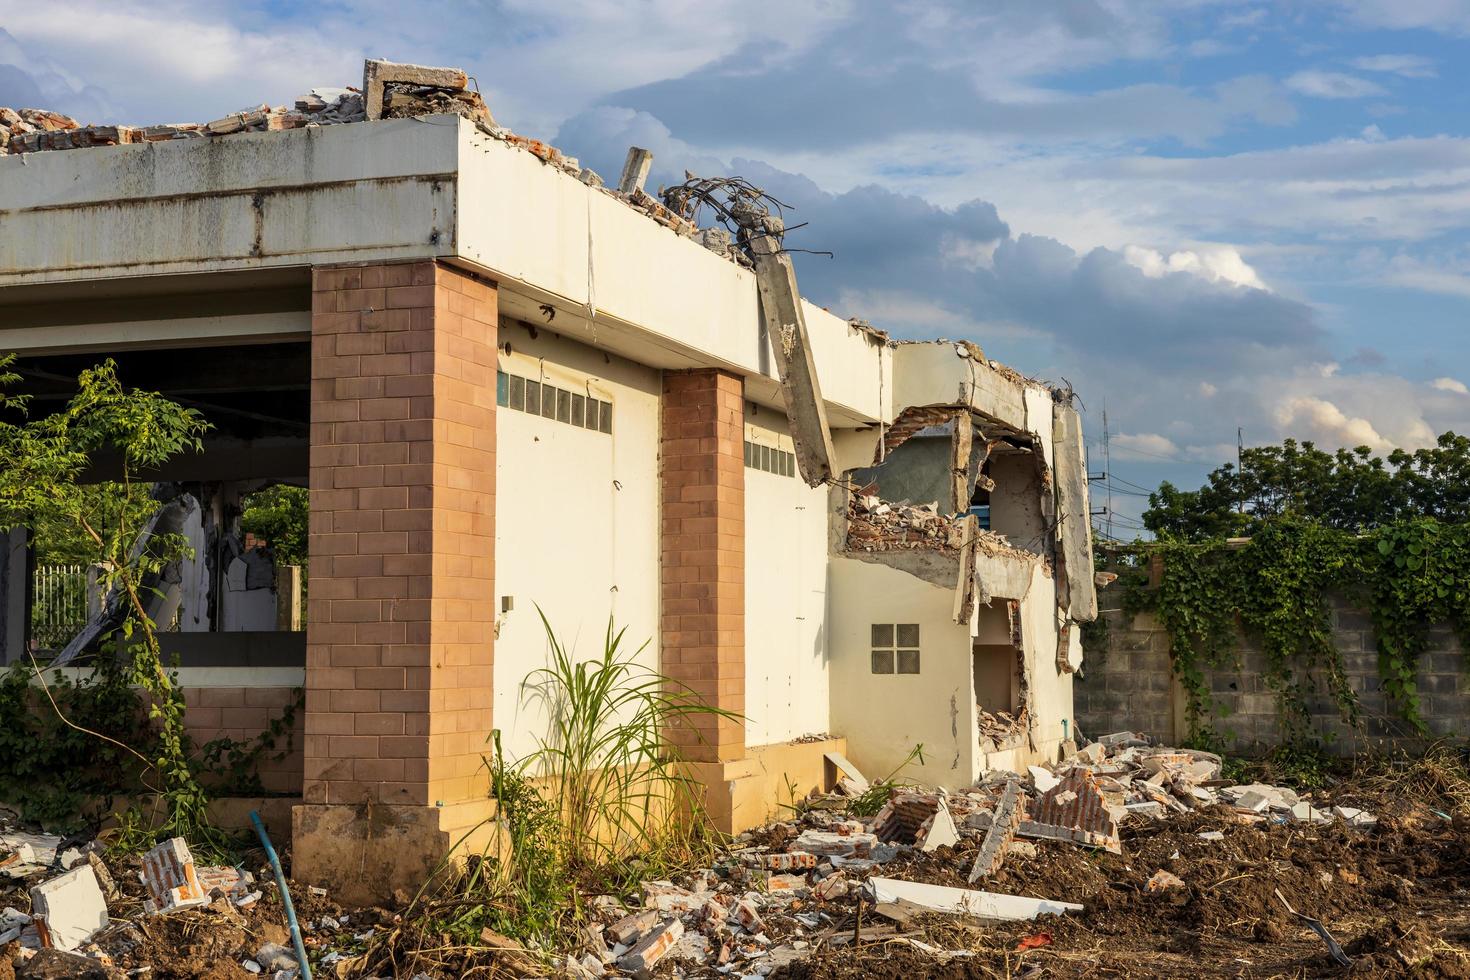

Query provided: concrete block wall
[181,685,303,795]
[304,259,497,809]
[1076,599,1469,753]
[660,369,746,763]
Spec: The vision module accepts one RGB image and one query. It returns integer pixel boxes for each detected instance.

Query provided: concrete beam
[949,413,974,515]
[617,147,653,195]
[363,60,469,121]
[1051,400,1097,622]
[748,233,837,486]
[0,528,27,665]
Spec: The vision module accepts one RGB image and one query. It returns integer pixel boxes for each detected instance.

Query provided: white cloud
[1122,244,1269,289]
[1285,70,1386,99]
[1432,377,1470,394]
[1334,0,1470,35]
[1350,54,1437,77]
[1360,123,1386,141]
[1274,396,1389,449]
[1379,253,1470,298]
[1113,433,1181,459]
[1199,382,1218,397]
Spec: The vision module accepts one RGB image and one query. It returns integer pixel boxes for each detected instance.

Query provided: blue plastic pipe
[250,810,313,980]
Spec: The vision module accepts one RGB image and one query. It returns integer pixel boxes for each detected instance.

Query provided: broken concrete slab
[1050,399,1097,625]
[1020,769,1123,854]
[969,779,1025,882]
[29,865,108,951]
[606,908,656,945]
[617,146,653,195]
[1290,802,1333,825]
[362,59,470,121]
[824,751,869,793]
[919,797,961,852]
[866,877,1082,923]
[140,838,208,913]
[747,231,837,486]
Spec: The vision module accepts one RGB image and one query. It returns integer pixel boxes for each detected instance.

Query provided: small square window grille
[742,438,796,478]
[501,372,612,435]
[872,623,920,675]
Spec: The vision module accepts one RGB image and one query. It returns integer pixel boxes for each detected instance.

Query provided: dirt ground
[772,778,1470,979]
[7,761,1470,978]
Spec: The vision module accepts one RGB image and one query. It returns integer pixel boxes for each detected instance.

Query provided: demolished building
[0,61,1095,902]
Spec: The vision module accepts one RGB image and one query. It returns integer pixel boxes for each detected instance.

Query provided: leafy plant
[240,484,309,568]
[197,688,304,796]
[518,607,736,874]
[0,356,229,853]
[370,612,737,968]
[0,658,153,829]
[847,743,926,817]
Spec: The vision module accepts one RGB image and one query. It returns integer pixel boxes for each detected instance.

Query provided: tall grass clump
[519,607,735,874]
[373,611,737,971]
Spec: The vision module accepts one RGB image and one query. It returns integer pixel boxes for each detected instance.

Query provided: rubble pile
[0,58,723,262]
[846,495,966,553]
[8,728,1465,978]
[977,705,1027,742]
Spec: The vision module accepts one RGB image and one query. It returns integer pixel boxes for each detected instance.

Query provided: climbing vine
[1125,517,1470,744]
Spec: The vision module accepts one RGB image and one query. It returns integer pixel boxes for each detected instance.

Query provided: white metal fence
[31,563,93,651]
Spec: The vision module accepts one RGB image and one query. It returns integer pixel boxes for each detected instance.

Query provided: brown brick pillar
[293,260,497,903]
[660,369,745,764]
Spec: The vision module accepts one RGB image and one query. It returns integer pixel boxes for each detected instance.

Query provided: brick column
[660,369,745,763]
[293,260,497,903]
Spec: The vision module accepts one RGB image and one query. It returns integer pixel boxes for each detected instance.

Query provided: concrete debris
[1020,769,1123,854]
[1,831,63,878]
[254,942,298,972]
[919,797,961,852]
[1332,805,1379,829]
[30,865,108,951]
[1145,869,1186,894]
[617,919,684,972]
[847,496,966,553]
[140,838,208,913]
[824,752,869,793]
[1029,766,1060,793]
[866,877,1082,923]
[1290,802,1333,825]
[968,779,1026,882]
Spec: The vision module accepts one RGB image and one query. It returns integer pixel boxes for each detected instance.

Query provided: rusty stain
[250,191,265,258]
[0,172,456,218]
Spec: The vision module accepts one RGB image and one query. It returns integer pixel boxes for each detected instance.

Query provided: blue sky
[2,0,1468,537]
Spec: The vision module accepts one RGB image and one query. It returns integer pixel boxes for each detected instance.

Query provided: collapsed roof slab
[890,342,1039,435]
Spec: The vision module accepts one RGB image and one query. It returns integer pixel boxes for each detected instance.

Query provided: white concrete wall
[0,118,457,284]
[828,556,976,787]
[743,408,830,747]
[1018,564,1075,756]
[491,322,661,763]
[454,122,888,425]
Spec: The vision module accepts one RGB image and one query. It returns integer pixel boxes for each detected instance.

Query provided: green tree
[0,354,226,850]
[241,484,309,567]
[1144,432,1470,540]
